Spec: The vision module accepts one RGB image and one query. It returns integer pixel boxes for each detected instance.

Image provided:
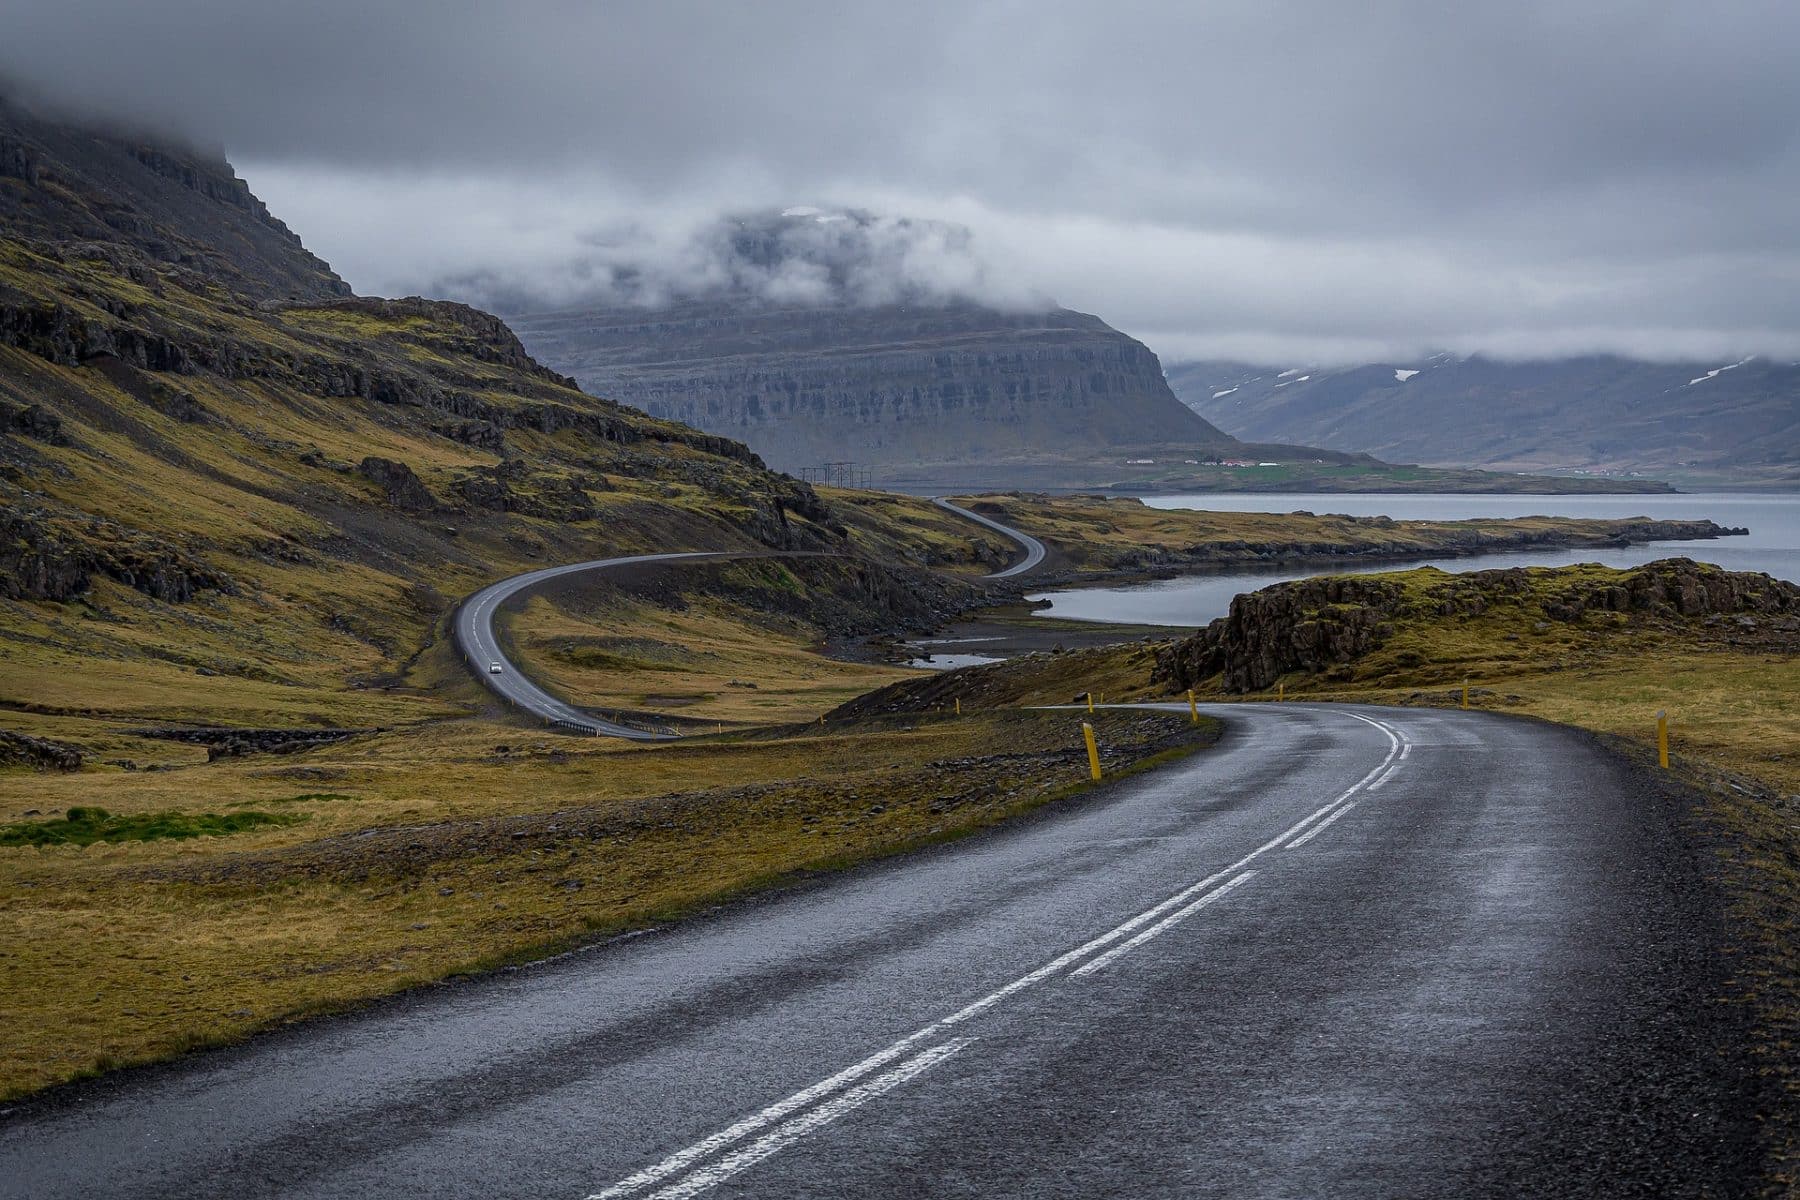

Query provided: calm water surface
[1030,492,1800,627]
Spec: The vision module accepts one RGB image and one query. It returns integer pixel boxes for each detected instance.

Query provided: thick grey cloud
[4,0,1798,364]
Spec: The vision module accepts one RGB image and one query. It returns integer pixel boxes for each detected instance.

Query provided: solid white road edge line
[1286,802,1358,849]
[588,709,1407,1199]
[641,1040,976,1200]
[1069,872,1257,977]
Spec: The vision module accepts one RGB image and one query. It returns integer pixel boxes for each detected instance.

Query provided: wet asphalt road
[453,502,1039,738]
[930,498,1047,578]
[0,704,1756,1198]
[452,550,728,739]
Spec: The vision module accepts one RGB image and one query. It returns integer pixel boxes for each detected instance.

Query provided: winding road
[930,497,1046,578]
[0,703,1754,1197]
[452,500,1046,737]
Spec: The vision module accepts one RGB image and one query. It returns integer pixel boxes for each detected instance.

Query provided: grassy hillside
[0,222,1027,738]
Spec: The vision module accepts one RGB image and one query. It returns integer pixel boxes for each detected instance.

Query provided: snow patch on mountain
[1689,357,1755,385]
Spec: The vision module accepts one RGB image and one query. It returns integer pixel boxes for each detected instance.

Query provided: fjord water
[1030,492,1800,627]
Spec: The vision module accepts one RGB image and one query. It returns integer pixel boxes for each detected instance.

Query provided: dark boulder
[4,402,67,444]
[357,456,436,511]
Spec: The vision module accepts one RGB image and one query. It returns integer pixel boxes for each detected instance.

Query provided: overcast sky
[5,0,1798,365]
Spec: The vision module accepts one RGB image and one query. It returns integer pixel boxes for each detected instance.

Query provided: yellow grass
[501,593,918,726]
[0,708,1208,1098]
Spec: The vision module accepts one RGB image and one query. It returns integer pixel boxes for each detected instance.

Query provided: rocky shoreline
[1153,557,1800,694]
[1012,516,1746,590]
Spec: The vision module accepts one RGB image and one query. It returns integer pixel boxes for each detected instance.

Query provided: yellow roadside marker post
[1186,689,1199,723]
[1086,691,1095,714]
[1461,679,1470,710]
[954,697,961,716]
[1082,722,1102,780]
[1278,682,1284,703]
[1657,710,1670,769]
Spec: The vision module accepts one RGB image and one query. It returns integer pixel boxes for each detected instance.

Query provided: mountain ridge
[508,293,1247,479]
[1169,354,1800,485]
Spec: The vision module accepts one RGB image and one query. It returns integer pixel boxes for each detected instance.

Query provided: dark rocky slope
[0,92,349,302]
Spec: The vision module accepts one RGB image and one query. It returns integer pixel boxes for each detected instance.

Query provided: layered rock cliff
[508,298,1238,477]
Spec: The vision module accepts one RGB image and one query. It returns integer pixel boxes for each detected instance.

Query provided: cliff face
[0,93,350,302]
[507,299,1239,476]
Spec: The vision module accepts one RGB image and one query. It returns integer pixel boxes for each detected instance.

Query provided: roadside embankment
[0,707,1213,1101]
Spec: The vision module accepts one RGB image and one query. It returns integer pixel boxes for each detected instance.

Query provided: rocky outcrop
[357,457,436,511]
[0,506,233,603]
[1154,558,1800,693]
[1537,560,1799,621]
[3,401,66,443]
[1155,574,1408,692]
[0,730,83,772]
[130,727,371,760]
[449,459,600,521]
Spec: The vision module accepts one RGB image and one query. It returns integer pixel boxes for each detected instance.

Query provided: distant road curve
[453,551,725,740]
[454,501,1046,737]
[931,497,1046,578]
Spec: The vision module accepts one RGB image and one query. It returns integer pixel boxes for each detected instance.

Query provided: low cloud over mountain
[436,208,1046,317]
[6,0,1800,365]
